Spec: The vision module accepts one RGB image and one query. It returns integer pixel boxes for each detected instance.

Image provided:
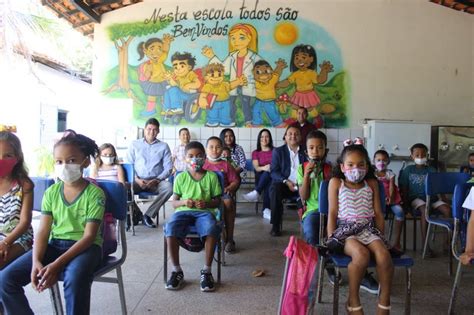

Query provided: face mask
[375,161,386,171]
[207,155,222,162]
[0,158,18,177]
[101,156,115,165]
[55,164,83,184]
[343,167,367,183]
[187,157,205,171]
[414,158,427,165]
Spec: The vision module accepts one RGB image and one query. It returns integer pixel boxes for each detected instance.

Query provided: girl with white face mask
[0,133,106,315]
[90,143,126,185]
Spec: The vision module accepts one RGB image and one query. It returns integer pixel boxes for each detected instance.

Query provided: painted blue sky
[108,17,343,79]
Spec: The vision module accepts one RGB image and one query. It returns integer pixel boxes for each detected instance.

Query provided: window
[57,110,68,132]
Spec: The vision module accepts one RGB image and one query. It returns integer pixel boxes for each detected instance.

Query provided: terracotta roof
[430,0,474,14]
[41,0,143,37]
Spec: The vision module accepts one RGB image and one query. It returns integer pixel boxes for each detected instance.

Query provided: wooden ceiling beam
[72,0,101,23]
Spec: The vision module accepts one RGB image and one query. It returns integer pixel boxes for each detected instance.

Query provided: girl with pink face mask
[373,150,404,252]
[327,140,393,314]
[0,131,33,269]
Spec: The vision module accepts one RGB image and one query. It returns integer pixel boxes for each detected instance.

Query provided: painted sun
[274,22,299,45]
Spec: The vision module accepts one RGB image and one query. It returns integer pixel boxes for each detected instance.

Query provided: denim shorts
[165,211,221,239]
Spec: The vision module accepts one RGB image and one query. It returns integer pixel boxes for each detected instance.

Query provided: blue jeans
[252,99,282,126]
[206,100,232,126]
[163,87,192,111]
[165,211,221,240]
[255,171,271,209]
[0,240,102,315]
[230,88,252,123]
[390,204,405,221]
[302,212,321,246]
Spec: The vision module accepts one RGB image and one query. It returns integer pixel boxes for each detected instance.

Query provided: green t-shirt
[173,171,222,216]
[297,164,323,219]
[42,182,106,246]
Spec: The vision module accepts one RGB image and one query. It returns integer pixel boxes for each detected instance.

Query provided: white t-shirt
[462,187,474,209]
[287,145,300,183]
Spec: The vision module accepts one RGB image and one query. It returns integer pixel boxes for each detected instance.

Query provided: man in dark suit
[269,125,306,236]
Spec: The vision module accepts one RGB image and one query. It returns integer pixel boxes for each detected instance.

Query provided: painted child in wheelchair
[326,141,393,314]
[165,141,222,292]
[399,143,451,256]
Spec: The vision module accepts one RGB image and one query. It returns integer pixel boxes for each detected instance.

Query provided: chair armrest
[451,218,462,260]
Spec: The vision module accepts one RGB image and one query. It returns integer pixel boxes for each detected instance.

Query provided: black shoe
[360,272,379,294]
[200,270,215,292]
[166,271,184,290]
[326,267,342,286]
[270,228,281,237]
[143,214,156,228]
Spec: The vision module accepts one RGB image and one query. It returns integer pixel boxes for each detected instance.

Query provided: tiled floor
[24,202,474,314]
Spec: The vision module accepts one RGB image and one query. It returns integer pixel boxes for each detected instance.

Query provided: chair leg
[422,223,432,259]
[388,218,394,241]
[403,218,407,252]
[448,261,462,315]
[116,266,127,315]
[217,237,222,284]
[129,204,135,236]
[278,257,290,315]
[333,267,340,315]
[447,230,453,276]
[163,234,168,283]
[49,283,64,315]
[316,256,325,303]
[431,225,437,242]
[405,267,412,315]
[413,217,417,251]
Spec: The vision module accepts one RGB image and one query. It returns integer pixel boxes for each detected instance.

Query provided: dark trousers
[255,171,272,209]
[269,182,298,230]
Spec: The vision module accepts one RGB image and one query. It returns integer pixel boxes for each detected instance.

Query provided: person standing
[290,108,317,149]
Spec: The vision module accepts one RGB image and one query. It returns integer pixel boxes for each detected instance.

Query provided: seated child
[399,143,451,256]
[221,147,238,171]
[327,141,393,313]
[460,186,474,265]
[0,133,105,315]
[165,141,221,292]
[0,131,33,269]
[172,128,191,174]
[203,137,240,253]
[91,143,126,185]
[460,152,474,178]
[373,150,404,251]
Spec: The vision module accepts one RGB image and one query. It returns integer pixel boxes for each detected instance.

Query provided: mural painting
[100,1,349,128]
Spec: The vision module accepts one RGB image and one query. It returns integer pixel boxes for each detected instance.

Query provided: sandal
[378,304,391,312]
[346,303,363,313]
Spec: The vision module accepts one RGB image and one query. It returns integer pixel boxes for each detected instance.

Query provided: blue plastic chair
[315,180,414,315]
[121,163,138,235]
[49,180,128,315]
[422,172,470,275]
[448,182,474,314]
[163,171,226,284]
[31,177,55,211]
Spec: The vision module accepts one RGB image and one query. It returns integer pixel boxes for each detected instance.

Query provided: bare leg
[204,236,217,267]
[167,236,180,267]
[223,199,235,242]
[419,205,429,249]
[344,239,370,314]
[393,220,403,249]
[367,240,393,314]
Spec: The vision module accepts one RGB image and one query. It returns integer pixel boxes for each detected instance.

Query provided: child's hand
[304,161,316,177]
[238,75,248,86]
[163,71,173,81]
[202,46,215,59]
[162,34,174,44]
[184,199,194,208]
[275,58,287,70]
[31,261,44,292]
[0,241,9,261]
[195,200,207,209]
[37,262,61,292]
[224,186,234,195]
[460,252,474,265]
[319,61,334,74]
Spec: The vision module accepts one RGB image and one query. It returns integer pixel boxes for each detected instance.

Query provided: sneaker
[166,271,184,290]
[200,270,215,292]
[263,208,271,220]
[220,122,236,127]
[172,108,184,114]
[360,272,379,294]
[205,122,219,127]
[327,268,342,286]
[225,240,236,253]
[243,190,260,202]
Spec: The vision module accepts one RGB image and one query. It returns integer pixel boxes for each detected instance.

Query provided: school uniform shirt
[399,165,436,201]
[297,164,323,219]
[42,182,105,247]
[173,171,222,216]
[462,187,474,209]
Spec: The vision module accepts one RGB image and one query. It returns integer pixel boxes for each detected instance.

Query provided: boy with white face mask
[399,143,451,256]
[90,143,126,185]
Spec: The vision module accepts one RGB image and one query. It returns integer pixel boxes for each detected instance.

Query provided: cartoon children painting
[198,63,247,128]
[137,34,174,116]
[277,44,334,123]
[252,59,287,127]
[202,23,262,126]
[162,52,201,115]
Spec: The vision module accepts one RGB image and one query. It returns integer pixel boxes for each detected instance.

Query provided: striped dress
[97,165,119,181]
[0,181,33,250]
[337,180,381,245]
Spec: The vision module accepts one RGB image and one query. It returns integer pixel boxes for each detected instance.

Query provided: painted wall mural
[100,1,349,128]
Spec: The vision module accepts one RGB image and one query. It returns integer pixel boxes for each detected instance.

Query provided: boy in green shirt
[165,141,222,292]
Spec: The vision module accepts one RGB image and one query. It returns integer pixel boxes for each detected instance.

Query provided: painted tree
[102,20,171,103]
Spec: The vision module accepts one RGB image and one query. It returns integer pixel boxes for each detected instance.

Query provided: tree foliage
[107,20,171,41]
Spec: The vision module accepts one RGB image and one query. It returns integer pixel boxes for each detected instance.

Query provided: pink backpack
[102,213,117,257]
